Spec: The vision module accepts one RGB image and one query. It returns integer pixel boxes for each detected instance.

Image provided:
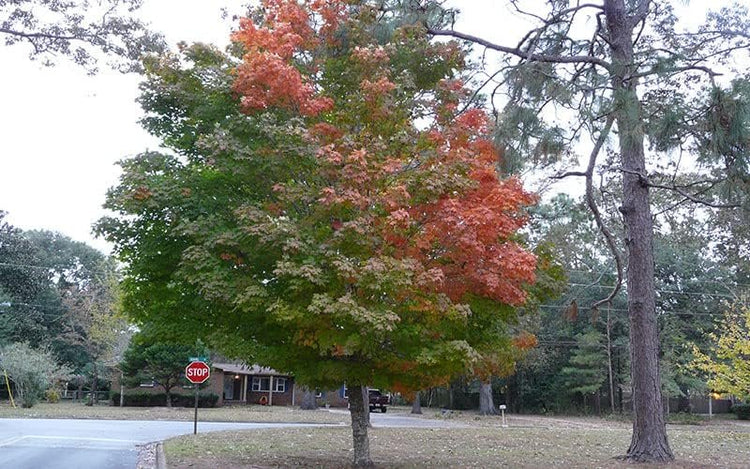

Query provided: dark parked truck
[368,389,389,413]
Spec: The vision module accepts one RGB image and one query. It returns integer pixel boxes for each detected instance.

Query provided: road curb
[136,441,166,469]
[156,442,167,469]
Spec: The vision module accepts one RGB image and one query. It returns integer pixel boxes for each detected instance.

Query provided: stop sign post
[186,360,210,434]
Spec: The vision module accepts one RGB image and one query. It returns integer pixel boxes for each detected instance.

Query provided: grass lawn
[163,414,750,469]
[3,400,748,467]
[0,400,347,424]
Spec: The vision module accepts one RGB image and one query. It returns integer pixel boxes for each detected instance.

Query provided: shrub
[0,342,72,408]
[667,412,706,425]
[184,393,219,408]
[732,403,750,420]
[110,392,219,408]
[45,388,61,403]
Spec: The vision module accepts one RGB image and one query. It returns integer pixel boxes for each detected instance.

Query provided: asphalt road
[0,418,334,469]
[0,412,457,469]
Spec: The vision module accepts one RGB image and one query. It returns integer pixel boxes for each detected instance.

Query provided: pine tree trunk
[348,384,373,467]
[300,388,318,410]
[605,0,673,462]
[479,380,496,415]
[411,392,422,414]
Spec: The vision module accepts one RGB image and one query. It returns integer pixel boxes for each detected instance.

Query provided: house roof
[212,362,290,377]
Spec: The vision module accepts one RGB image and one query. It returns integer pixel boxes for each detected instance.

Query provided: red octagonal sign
[185,361,210,384]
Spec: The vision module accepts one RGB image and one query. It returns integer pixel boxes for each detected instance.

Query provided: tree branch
[646,181,742,209]
[427,28,611,69]
[616,167,742,209]
[0,27,84,42]
[584,115,624,310]
[629,0,651,28]
[551,171,587,179]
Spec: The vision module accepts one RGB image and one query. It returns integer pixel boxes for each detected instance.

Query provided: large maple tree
[99,1,537,466]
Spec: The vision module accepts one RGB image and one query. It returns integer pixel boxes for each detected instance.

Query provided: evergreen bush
[732,403,750,420]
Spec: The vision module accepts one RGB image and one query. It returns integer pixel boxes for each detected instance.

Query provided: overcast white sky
[0,0,739,254]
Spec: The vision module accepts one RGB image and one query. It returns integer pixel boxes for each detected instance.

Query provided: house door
[233,376,243,401]
[223,375,235,400]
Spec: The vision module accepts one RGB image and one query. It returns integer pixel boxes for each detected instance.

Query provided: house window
[274,377,286,393]
[252,377,271,392]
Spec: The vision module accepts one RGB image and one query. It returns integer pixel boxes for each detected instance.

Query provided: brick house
[316,385,349,408]
[117,361,351,408]
[213,363,296,407]
[213,363,351,408]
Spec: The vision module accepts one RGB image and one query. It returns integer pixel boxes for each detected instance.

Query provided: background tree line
[0,211,127,406]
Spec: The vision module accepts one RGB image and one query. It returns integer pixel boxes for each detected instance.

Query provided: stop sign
[185,361,211,384]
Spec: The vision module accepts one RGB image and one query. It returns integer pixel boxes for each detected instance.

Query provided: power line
[566,283,737,299]
[0,301,66,312]
[566,269,750,290]
[0,261,111,273]
[536,304,733,317]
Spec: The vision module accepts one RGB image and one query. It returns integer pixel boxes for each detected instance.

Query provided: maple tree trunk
[411,392,422,414]
[605,0,673,462]
[348,384,373,467]
[479,380,496,415]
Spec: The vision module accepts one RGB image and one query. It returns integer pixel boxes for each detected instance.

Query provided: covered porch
[214,363,296,407]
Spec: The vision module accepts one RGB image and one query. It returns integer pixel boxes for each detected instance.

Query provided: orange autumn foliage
[231,0,334,115]
[513,331,539,350]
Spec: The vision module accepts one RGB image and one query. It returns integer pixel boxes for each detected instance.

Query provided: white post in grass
[499,404,507,428]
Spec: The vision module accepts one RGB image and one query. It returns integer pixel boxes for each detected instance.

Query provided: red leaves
[405,101,538,305]
[132,186,153,201]
[512,331,539,350]
[231,0,333,116]
[233,52,333,116]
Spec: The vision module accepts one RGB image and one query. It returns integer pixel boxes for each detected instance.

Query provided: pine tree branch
[629,0,651,28]
[616,167,742,209]
[427,28,611,69]
[509,1,604,25]
[646,181,742,209]
[551,171,586,179]
[583,115,623,311]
